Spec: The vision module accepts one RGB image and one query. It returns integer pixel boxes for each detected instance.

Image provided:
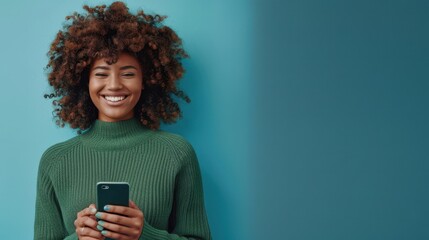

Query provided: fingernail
[104,205,110,211]
[95,212,102,218]
[101,230,107,235]
[90,208,96,213]
[98,220,105,226]
[97,225,104,231]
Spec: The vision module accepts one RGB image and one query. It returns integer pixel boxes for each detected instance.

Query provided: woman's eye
[122,73,135,77]
[95,73,108,77]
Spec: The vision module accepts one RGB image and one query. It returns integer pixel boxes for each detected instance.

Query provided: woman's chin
[98,111,134,122]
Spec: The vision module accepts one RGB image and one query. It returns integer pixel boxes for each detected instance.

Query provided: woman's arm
[34,151,70,239]
[139,141,211,240]
[34,149,102,240]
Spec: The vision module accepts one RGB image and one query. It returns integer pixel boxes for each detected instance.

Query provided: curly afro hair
[45,1,190,130]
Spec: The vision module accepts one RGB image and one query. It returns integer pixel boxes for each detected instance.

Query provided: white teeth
[104,96,126,102]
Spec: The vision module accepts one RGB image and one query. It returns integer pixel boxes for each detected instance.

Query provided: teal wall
[0,0,428,239]
[250,0,429,239]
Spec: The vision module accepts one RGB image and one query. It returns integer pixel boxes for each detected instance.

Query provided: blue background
[0,0,428,239]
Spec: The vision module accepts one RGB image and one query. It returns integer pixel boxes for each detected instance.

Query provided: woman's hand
[95,200,144,240]
[74,204,105,240]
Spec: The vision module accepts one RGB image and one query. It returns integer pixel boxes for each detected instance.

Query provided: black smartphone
[96,182,129,240]
[96,181,129,213]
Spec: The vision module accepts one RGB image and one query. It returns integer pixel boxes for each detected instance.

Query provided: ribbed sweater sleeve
[34,145,75,240]
[140,140,211,240]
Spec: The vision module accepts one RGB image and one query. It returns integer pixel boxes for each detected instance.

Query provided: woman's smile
[103,95,127,102]
[101,94,129,105]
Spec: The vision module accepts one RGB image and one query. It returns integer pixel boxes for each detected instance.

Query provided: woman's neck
[80,118,151,151]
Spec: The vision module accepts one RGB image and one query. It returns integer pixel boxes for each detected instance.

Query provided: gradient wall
[0,0,428,239]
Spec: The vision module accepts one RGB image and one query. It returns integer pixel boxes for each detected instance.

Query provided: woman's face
[89,52,143,122]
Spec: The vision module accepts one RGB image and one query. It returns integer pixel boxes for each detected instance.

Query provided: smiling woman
[35,2,211,240]
[44,1,190,131]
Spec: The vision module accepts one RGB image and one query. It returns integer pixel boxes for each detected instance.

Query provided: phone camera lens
[101,185,109,190]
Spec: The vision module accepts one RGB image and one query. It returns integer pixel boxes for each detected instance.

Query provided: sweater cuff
[63,232,78,240]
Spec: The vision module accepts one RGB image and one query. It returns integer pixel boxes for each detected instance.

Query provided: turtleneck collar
[80,118,151,151]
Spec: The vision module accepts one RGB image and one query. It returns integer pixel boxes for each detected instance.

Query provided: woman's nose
[107,75,123,90]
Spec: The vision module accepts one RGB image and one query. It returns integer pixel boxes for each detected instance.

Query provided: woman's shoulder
[39,136,81,168]
[149,130,194,150]
[148,130,197,163]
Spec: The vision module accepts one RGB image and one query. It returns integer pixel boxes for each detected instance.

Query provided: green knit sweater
[34,118,211,240]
